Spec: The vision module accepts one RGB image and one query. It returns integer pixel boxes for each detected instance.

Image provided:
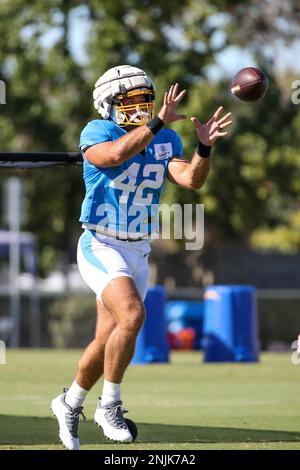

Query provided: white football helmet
[93,65,155,127]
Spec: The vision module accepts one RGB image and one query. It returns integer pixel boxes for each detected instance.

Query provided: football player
[51,65,232,449]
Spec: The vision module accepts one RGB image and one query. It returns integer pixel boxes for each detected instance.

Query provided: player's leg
[74,299,117,391]
[94,250,149,443]
[50,300,116,450]
[100,241,149,387]
[102,276,145,383]
[94,275,145,442]
[51,230,121,450]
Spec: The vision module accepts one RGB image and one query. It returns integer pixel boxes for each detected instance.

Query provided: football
[231,67,268,102]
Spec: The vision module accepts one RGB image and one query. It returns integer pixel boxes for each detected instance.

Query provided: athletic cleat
[51,388,86,450]
[94,398,133,443]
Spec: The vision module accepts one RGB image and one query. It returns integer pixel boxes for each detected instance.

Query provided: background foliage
[0,0,300,272]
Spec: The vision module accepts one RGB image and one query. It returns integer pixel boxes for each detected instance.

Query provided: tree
[1,0,300,274]
[0,0,90,272]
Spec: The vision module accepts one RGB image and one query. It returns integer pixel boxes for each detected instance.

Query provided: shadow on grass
[0,414,300,445]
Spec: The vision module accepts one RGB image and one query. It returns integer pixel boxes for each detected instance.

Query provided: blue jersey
[79,119,183,236]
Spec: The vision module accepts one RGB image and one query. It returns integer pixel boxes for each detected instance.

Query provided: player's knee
[121,301,145,334]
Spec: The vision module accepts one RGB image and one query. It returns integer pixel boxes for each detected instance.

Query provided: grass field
[0,349,300,450]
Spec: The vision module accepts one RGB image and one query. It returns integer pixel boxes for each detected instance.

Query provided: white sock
[65,380,88,409]
[101,380,121,406]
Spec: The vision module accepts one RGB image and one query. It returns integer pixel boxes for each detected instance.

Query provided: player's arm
[84,125,155,167]
[167,107,232,190]
[84,84,187,168]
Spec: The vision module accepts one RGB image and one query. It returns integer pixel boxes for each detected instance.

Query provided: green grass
[0,350,300,450]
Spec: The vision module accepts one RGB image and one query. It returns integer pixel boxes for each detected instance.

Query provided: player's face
[121,94,149,129]
[122,94,147,108]
[113,89,154,130]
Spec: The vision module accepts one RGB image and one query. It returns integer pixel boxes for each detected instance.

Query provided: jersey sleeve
[79,120,111,150]
[171,131,183,158]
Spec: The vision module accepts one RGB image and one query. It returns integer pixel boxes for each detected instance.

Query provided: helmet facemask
[110,88,155,127]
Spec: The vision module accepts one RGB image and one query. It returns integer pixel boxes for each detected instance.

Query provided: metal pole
[29,269,41,348]
[7,178,21,348]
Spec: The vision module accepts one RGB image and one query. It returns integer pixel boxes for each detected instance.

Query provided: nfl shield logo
[154,143,172,160]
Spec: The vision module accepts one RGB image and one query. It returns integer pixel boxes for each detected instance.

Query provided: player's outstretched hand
[191,107,232,146]
[158,83,187,124]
